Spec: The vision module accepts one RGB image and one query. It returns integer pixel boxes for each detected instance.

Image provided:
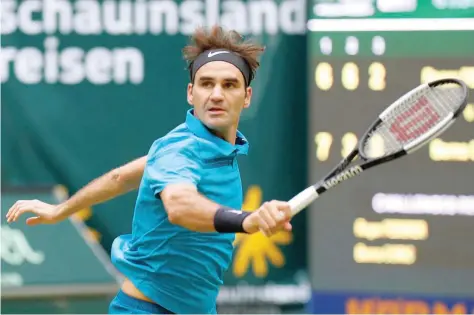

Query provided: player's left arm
[6,156,147,225]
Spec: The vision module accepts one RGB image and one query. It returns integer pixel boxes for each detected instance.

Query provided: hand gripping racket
[288,78,469,216]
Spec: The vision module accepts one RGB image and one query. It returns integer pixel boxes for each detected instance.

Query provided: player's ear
[187,83,194,106]
[244,86,252,109]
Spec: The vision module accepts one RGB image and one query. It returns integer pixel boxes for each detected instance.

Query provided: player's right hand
[5,199,63,226]
[242,200,292,236]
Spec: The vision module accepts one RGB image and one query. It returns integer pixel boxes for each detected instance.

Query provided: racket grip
[288,186,319,216]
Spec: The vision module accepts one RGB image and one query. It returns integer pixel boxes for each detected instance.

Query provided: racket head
[358,78,469,161]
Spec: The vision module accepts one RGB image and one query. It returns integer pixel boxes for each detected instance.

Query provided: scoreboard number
[314,62,333,91]
[368,62,386,91]
[315,62,387,91]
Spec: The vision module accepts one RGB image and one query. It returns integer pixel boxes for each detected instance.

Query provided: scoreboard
[307,2,474,313]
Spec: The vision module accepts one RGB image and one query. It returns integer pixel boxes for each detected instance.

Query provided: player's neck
[211,126,237,145]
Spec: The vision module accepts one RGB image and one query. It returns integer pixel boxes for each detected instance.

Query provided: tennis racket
[288,78,469,216]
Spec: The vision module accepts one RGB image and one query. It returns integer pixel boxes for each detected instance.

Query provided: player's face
[187,61,252,134]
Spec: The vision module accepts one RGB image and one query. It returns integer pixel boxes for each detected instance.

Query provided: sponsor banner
[309,291,474,314]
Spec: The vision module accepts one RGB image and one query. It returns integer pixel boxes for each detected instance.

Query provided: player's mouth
[208,107,226,114]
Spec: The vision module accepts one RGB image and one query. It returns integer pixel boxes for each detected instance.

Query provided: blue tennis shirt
[111,109,249,314]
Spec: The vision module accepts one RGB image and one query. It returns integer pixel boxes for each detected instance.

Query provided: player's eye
[201,81,213,88]
[224,82,235,89]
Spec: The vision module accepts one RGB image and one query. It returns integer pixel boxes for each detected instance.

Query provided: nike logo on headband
[208,51,230,57]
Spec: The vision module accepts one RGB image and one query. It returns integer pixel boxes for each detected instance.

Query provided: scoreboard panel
[306,7,474,313]
[309,0,474,20]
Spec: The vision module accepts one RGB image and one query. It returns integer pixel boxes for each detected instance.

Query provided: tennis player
[6,26,292,314]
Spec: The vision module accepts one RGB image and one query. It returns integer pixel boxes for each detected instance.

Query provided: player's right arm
[6,156,147,225]
[150,143,292,236]
[161,184,292,236]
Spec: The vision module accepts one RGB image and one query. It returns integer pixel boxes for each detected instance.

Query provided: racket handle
[288,186,319,216]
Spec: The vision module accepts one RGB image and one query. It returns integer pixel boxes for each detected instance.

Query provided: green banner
[2,0,309,311]
[1,187,120,298]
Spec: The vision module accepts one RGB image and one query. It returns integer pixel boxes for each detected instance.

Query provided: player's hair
[183,25,265,81]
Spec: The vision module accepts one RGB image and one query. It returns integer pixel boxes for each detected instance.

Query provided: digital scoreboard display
[306,4,474,313]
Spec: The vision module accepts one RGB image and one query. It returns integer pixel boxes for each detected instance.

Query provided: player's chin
[204,115,231,128]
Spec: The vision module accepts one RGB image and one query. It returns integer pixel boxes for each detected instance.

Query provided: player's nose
[210,86,224,101]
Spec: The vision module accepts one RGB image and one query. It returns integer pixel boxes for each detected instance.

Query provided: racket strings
[430,84,464,114]
[361,83,464,158]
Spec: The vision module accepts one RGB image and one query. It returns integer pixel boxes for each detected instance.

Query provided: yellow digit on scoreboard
[314,132,334,161]
[369,62,386,91]
[366,134,385,158]
[342,62,359,91]
[315,62,333,91]
[342,132,358,158]
[464,104,474,122]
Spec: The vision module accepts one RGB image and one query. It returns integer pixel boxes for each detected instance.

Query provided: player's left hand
[5,199,63,225]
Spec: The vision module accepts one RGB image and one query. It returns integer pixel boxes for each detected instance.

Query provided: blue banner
[309,291,474,314]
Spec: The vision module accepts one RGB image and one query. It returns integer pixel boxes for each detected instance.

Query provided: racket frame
[289,78,469,216]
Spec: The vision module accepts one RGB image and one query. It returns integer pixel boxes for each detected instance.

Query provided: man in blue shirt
[6,26,293,314]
